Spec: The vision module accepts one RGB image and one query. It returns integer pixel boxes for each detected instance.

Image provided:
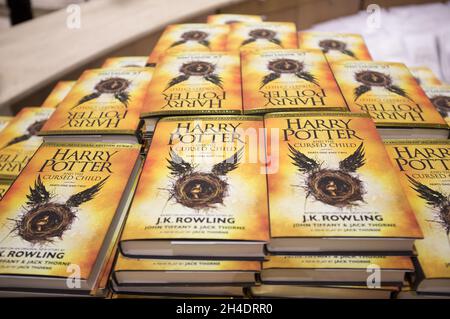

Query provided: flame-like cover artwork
[409,66,442,86]
[0,142,140,279]
[40,68,153,135]
[146,24,229,66]
[423,85,450,126]
[298,32,372,63]
[121,116,269,242]
[141,51,242,117]
[41,81,76,108]
[102,56,148,68]
[241,49,347,114]
[385,140,450,279]
[0,107,54,180]
[226,22,297,51]
[206,14,263,25]
[331,61,447,128]
[265,112,422,239]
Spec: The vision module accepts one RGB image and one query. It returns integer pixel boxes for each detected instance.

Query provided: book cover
[331,61,447,128]
[102,56,149,68]
[141,51,242,117]
[226,22,297,51]
[0,107,54,180]
[121,115,269,243]
[0,116,13,132]
[384,140,450,280]
[409,66,442,86]
[146,24,229,67]
[206,14,263,25]
[422,85,450,126]
[298,32,372,63]
[0,142,140,279]
[40,68,153,136]
[241,49,347,114]
[41,81,76,108]
[264,112,422,241]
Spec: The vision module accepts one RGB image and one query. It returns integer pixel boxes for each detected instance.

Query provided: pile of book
[0,13,449,299]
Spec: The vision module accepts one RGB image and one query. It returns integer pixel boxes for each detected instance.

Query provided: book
[41,81,76,108]
[0,180,12,200]
[206,14,263,25]
[141,51,242,118]
[330,61,448,139]
[39,68,154,143]
[298,31,372,63]
[0,107,54,180]
[146,24,229,67]
[409,66,442,86]
[120,115,269,259]
[422,85,450,127]
[226,22,297,51]
[384,140,450,294]
[0,116,13,132]
[241,48,347,114]
[0,142,141,294]
[102,56,149,68]
[264,111,423,254]
[261,255,413,285]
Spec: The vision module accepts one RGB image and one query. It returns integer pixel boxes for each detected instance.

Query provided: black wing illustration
[386,85,413,101]
[166,148,193,176]
[26,175,50,206]
[204,74,223,89]
[339,143,366,172]
[260,72,281,89]
[354,85,371,101]
[288,143,320,173]
[295,71,319,86]
[66,176,109,208]
[407,175,447,208]
[72,91,102,109]
[212,147,244,176]
[164,74,190,91]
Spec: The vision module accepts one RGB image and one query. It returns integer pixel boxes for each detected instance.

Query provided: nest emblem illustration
[241,29,282,47]
[407,175,450,235]
[164,61,222,91]
[260,58,318,89]
[318,39,355,58]
[169,30,210,49]
[0,119,46,151]
[289,143,366,208]
[354,70,412,101]
[9,175,109,244]
[73,77,131,109]
[430,95,450,118]
[165,147,243,210]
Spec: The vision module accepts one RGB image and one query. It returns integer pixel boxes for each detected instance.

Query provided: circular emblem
[18,204,76,243]
[180,61,215,76]
[318,39,347,51]
[249,28,276,40]
[355,71,391,87]
[181,31,208,41]
[268,59,303,74]
[430,95,450,116]
[95,77,130,93]
[307,169,364,207]
[173,173,227,209]
[27,119,47,135]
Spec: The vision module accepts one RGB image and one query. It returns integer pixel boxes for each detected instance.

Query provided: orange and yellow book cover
[385,140,450,280]
[141,51,242,117]
[207,14,263,25]
[121,115,269,243]
[102,56,148,68]
[41,81,76,108]
[146,24,229,67]
[40,68,153,136]
[298,31,372,63]
[227,22,297,51]
[0,142,140,279]
[422,85,450,126]
[0,107,54,180]
[0,180,12,200]
[264,112,422,240]
[0,116,13,132]
[241,49,347,114]
[331,61,447,128]
[409,66,442,86]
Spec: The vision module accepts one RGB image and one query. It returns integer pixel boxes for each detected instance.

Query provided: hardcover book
[141,51,242,118]
[41,81,76,108]
[206,14,263,24]
[264,111,422,254]
[0,142,141,293]
[102,56,149,68]
[146,24,229,67]
[384,140,450,294]
[422,85,450,127]
[409,66,442,86]
[0,116,13,132]
[226,22,297,51]
[0,107,54,180]
[298,31,372,63]
[39,67,153,143]
[331,61,448,139]
[241,49,347,114]
[120,115,269,259]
